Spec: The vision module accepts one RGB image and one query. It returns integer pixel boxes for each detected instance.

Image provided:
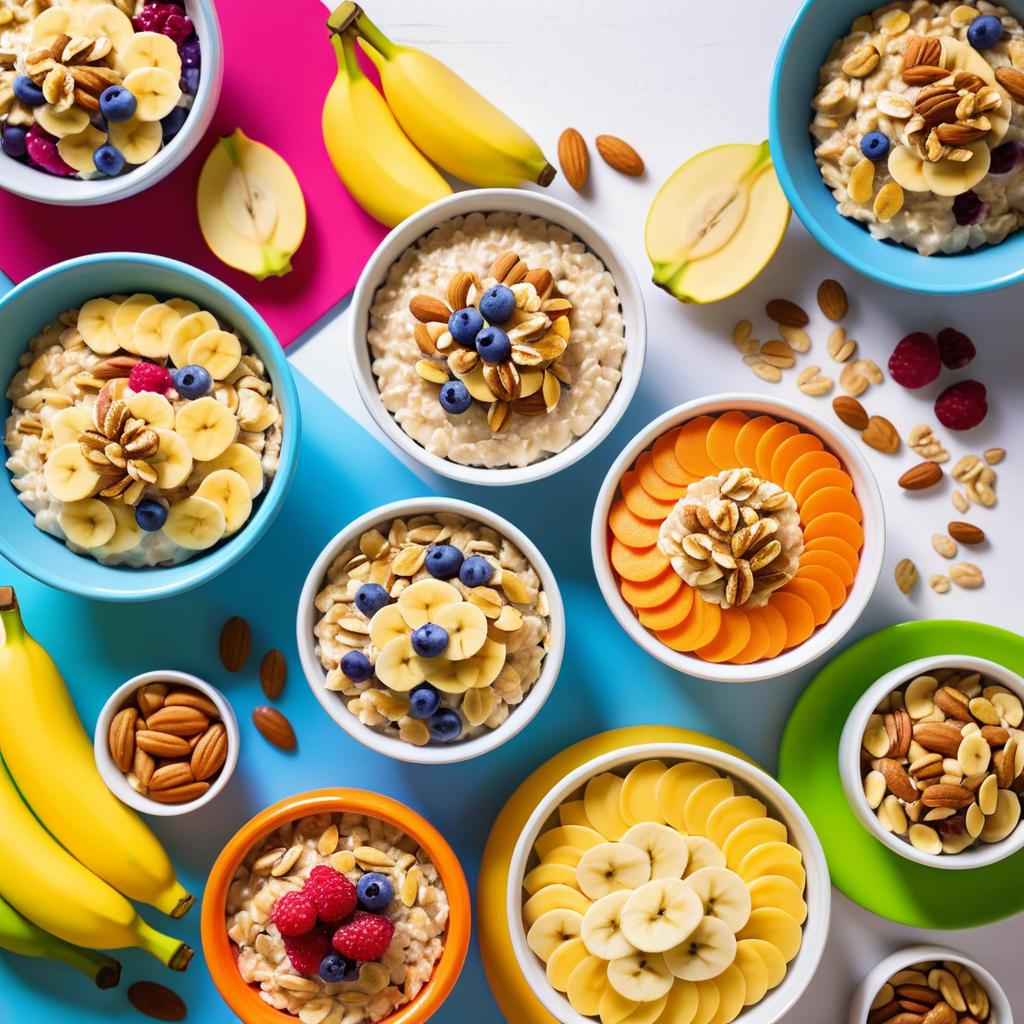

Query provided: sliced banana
[368,603,407,649]
[522,884,591,928]
[567,955,610,1018]
[546,936,590,993]
[746,874,807,925]
[78,297,123,354]
[113,293,158,351]
[691,980,720,1024]
[457,365,498,403]
[621,879,703,954]
[585,773,631,841]
[735,908,802,963]
[422,656,470,694]
[151,428,193,489]
[732,941,769,1007]
[195,468,252,535]
[84,5,135,55]
[525,862,580,896]
[722,818,788,871]
[56,124,106,174]
[51,406,94,447]
[431,600,488,660]
[169,310,219,367]
[36,103,90,139]
[94,500,143,557]
[921,140,991,198]
[166,298,200,319]
[163,495,226,550]
[199,442,264,497]
[397,579,461,629]
[527,907,582,962]
[622,823,689,880]
[127,391,175,429]
[175,396,238,461]
[620,761,669,826]
[608,951,674,1003]
[560,800,592,828]
[122,65,182,122]
[132,302,181,359]
[683,837,726,877]
[581,890,638,961]
[683,867,751,934]
[44,444,102,502]
[706,963,746,1024]
[119,30,183,78]
[58,498,116,549]
[887,146,930,193]
[599,984,640,1024]
[374,636,425,693]
[684,779,735,838]
[736,938,786,990]
[617,993,668,1024]
[108,118,163,165]
[664,916,736,982]
[30,5,83,47]
[653,980,700,1024]
[188,329,242,380]
[453,637,506,690]
[577,842,653,900]
[542,845,585,869]
[980,789,1022,843]
[736,842,805,890]
[656,763,720,833]
[535,825,605,859]
[704,797,768,851]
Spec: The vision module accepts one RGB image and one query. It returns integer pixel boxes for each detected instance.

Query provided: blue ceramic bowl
[0,254,300,601]
[770,0,1024,295]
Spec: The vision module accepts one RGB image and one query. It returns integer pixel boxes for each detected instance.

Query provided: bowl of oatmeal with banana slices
[349,189,645,486]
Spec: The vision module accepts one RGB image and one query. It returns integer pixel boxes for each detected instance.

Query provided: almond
[133,745,155,790]
[903,64,950,85]
[765,298,808,327]
[260,649,287,700]
[92,355,140,380]
[219,616,252,672]
[884,708,913,758]
[935,122,986,145]
[899,461,943,490]
[862,415,901,454]
[894,985,940,1008]
[149,762,194,792]
[146,781,210,805]
[524,267,554,301]
[880,757,918,802]
[253,705,296,751]
[933,685,973,722]
[145,705,209,737]
[816,278,848,321]
[136,682,167,717]
[996,65,1024,102]
[921,1004,957,1024]
[191,722,228,780]
[903,34,943,73]
[595,134,644,176]
[407,294,450,324]
[163,688,219,718]
[135,730,192,758]
[832,394,870,430]
[913,721,965,758]
[981,725,1009,747]
[948,521,985,545]
[127,981,187,1021]
[108,707,137,773]
[920,783,975,809]
[557,127,589,191]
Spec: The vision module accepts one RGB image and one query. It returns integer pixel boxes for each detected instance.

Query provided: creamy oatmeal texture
[811,1,1024,254]
[368,211,626,468]
[226,812,448,1024]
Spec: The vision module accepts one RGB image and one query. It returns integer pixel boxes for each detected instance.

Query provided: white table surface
[297,0,1024,1017]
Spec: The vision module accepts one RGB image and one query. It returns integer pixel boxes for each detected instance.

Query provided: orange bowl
[201,788,471,1024]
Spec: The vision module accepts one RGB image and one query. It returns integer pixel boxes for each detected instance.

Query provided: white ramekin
[848,944,1013,1024]
[347,188,646,486]
[0,0,222,206]
[296,496,565,765]
[839,654,1024,870]
[590,392,885,683]
[507,742,831,1024]
[93,669,239,816]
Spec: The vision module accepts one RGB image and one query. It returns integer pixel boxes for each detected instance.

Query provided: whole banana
[0,893,121,989]
[322,27,451,227]
[0,588,193,918]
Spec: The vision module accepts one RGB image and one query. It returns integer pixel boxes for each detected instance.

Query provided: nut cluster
[860,667,1024,856]
[78,397,159,506]
[24,31,120,115]
[870,959,993,1024]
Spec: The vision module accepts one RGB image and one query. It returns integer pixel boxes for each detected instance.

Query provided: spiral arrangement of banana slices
[523,760,808,1024]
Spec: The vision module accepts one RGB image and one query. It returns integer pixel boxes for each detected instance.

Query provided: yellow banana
[333,3,555,188]
[0,749,191,969]
[322,27,451,227]
[0,588,193,918]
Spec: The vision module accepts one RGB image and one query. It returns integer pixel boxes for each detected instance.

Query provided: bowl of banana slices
[507,743,830,1024]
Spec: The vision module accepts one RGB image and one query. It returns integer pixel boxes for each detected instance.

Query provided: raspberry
[271,891,317,937]
[888,331,941,389]
[937,327,976,370]
[133,2,193,41]
[304,865,357,922]
[25,125,75,177]
[282,930,330,976]
[935,379,988,431]
[128,361,173,393]
[332,911,394,961]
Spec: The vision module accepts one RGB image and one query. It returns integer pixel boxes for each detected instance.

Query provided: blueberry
[428,708,462,743]
[953,189,987,226]
[12,75,45,106]
[93,143,125,177]
[968,13,1002,48]
[475,326,511,364]
[408,683,440,719]
[439,379,472,414]
[179,39,202,68]
[356,872,394,911]
[459,555,494,588]
[410,623,448,658]
[341,650,372,682]
[99,85,137,123]
[990,140,1024,175]
[448,306,484,346]
[860,130,889,161]
[161,106,188,140]
[181,67,200,94]
[319,952,356,984]
[172,363,212,399]
[425,543,463,579]
[2,125,27,159]
[479,284,515,324]
[135,499,167,532]
[355,583,390,618]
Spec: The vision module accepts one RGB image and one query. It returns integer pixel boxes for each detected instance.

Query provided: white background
[300,0,1024,1017]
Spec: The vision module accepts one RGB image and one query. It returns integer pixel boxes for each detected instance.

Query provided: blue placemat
[0,366,818,1022]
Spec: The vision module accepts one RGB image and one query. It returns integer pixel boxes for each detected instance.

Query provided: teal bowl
[0,254,300,601]
[770,0,1024,295]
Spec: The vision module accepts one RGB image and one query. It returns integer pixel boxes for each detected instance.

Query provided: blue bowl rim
[768,0,1024,296]
[0,252,302,602]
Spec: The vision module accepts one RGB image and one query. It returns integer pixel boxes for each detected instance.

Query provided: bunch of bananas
[322,2,556,227]
[0,587,194,982]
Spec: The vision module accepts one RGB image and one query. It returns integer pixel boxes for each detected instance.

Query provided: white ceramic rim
[506,742,832,1024]
[838,654,1024,870]
[346,188,647,486]
[92,668,239,816]
[296,496,565,765]
[0,0,223,206]
[590,392,886,683]
[848,944,1014,1024]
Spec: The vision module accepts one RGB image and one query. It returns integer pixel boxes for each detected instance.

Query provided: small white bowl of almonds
[94,668,239,816]
[840,655,1024,869]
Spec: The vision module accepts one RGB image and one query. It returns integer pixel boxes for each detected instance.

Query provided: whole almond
[913,722,965,758]
[260,649,288,700]
[885,708,913,758]
[895,985,940,1008]
[407,295,450,324]
[253,706,296,751]
[219,616,252,672]
[146,705,209,737]
[996,66,1024,102]
[816,279,848,321]
[981,725,1009,747]
[595,134,644,176]
[557,128,589,191]
[765,298,809,327]
[524,267,554,300]
[92,355,140,380]
[136,683,167,717]
[921,1004,957,1024]
[880,757,918,802]
[135,730,191,758]
[108,707,137,773]
[862,415,901,454]
[832,395,870,431]
[127,981,187,1021]
[948,521,985,545]
[899,462,943,490]
[920,783,975,809]
[904,64,950,85]
[866,1004,901,1024]
[933,686,973,722]
[147,781,210,805]
[133,745,155,790]
[191,723,228,780]
[163,688,219,718]
[149,762,194,792]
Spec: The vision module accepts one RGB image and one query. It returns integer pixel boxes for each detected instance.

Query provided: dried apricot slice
[610,538,670,582]
[675,415,720,477]
[609,500,662,547]
[755,422,800,479]
[637,451,690,501]
[734,415,778,470]
[782,450,842,495]
[751,604,788,659]
[799,547,855,588]
[638,585,695,631]
[803,535,861,574]
[769,433,824,487]
[622,469,677,520]
[778,577,831,627]
[803,511,864,552]
[799,486,863,526]
[651,430,691,485]
[796,563,847,611]
[656,596,721,652]
[794,467,854,507]
[696,608,752,663]
[706,411,749,470]
[770,591,816,650]
[620,567,682,609]
[728,608,772,664]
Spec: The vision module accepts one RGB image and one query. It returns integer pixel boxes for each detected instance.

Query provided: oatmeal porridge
[226,811,448,1024]
[4,293,282,566]
[811,1,1024,255]
[367,211,626,469]
[313,510,552,747]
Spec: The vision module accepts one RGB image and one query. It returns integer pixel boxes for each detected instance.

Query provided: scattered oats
[930,574,951,594]
[932,534,957,559]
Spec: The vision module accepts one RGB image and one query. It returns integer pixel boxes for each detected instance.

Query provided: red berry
[937,327,976,370]
[282,930,330,975]
[304,865,358,922]
[332,911,394,961]
[128,361,173,394]
[271,891,317,937]
[935,379,988,431]
[888,332,941,389]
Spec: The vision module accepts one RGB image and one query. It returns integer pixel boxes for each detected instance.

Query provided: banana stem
[0,587,25,644]
[47,942,122,989]
[332,29,364,82]
[347,7,396,58]
[133,918,193,971]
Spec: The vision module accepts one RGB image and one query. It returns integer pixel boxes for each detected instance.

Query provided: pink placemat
[0,0,386,346]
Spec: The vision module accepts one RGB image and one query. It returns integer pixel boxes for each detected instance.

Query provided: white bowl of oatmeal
[348,189,646,486]
[297,497,565,764]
